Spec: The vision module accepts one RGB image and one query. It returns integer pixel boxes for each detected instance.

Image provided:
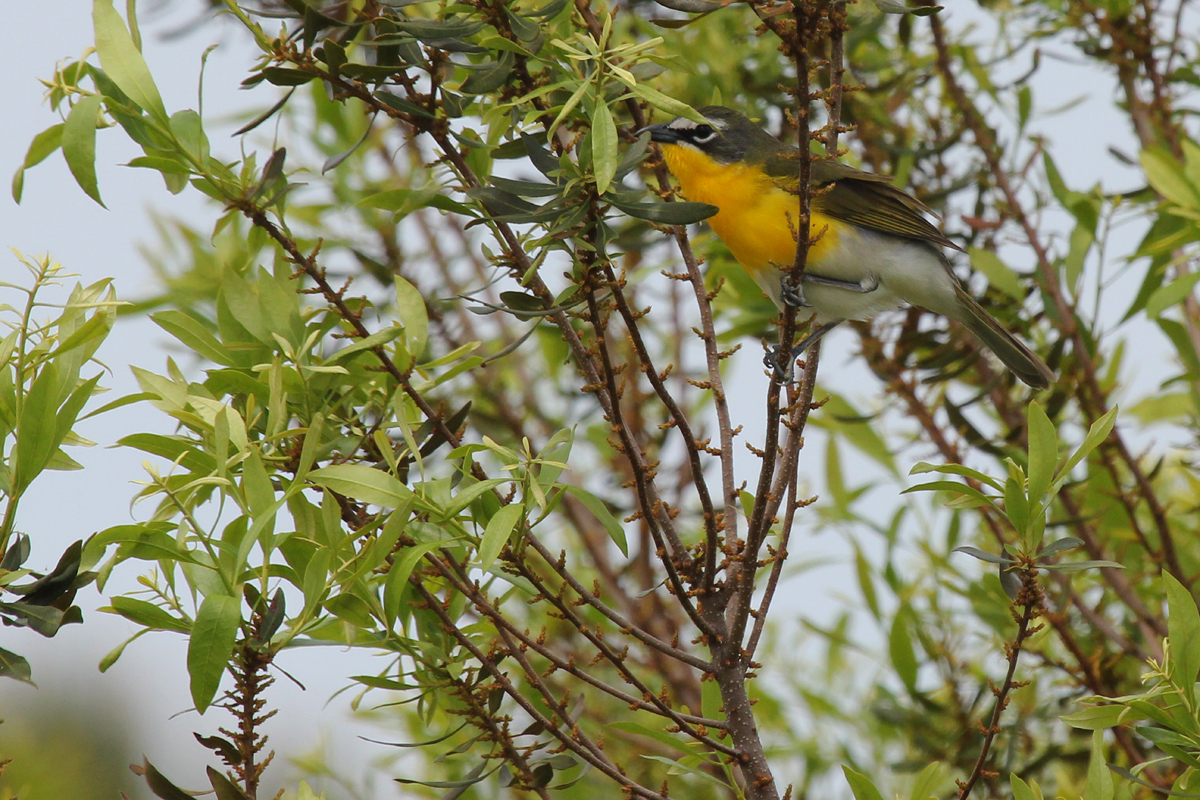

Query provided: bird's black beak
[636,122,679,144]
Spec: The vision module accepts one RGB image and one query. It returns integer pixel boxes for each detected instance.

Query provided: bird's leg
[780,273,880,308]
[763,321,843,379]
[801,273,881,293]
[790,320,841,359]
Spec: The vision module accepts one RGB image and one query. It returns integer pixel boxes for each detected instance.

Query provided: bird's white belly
[752,227,960,323]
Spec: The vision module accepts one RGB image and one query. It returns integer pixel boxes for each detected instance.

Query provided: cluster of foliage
[7,0,1200,799]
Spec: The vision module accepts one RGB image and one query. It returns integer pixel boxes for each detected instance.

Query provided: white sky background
[0,1,1185,798]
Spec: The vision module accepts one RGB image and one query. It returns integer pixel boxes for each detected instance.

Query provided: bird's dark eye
[691,124,718,143]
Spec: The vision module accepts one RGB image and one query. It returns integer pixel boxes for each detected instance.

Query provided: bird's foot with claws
[780,276,811,309]
[762,321,844,382]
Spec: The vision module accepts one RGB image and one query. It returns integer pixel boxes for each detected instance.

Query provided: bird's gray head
[637,106,780,164]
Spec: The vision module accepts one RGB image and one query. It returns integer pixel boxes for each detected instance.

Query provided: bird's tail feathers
[952,285,1054,389]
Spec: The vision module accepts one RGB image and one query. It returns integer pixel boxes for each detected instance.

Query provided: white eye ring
[692,125,718,144]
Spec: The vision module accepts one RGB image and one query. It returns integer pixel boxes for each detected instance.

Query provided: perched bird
[638,106,1054,389]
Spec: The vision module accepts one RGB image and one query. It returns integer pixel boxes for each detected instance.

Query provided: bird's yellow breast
[660,143,844,279]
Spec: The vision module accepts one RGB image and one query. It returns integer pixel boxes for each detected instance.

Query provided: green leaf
[1166,571,1200,704]
[93,0,167,122]
[152,310,236,366]
[12,123,65,203]
[1037,537,1083,560]
[854,545,880,620]
[843,766,887,800]
[1004,474,1030,534]
[903,481,996,509]
[1060,704,1126,730]
[621,83,706,124]
[478,503,523,571]
[1127,391,1194,424]
[108,596,191,632]
[1010,775,1043,800]
[395,277,429,362]
[63,95,105,207]
[889,605,918,690]
[875,0,942,13]
[815,393,898,476]
[1054,406,1117,489]
[0,646,34,685]
[396,18,487,40]
[953,546,1015,564]
[187,594,241,713]
[639,755,732,789]
[564,485,628,555]
[1145,270,1200,318]
[969,248,1022,300]
[610,199,717,224]
[207,766,252,800]
[443,478,507,519]
[1026,401,1057,505]
[910,763,947,800]
[910,461,1003,491]
[262,67,315,86]
[142,759,194,800]
[99,630,149,672]
[1108,765,1200,797]
[1142,148,1200,209]
[459,51,514,95]
[384,540,448,627]
[1085,730,1115,800]
[591,102,618,195]
[328,325,404,365]
[608,721,693,753]
[325,592,375,627]
[308,464,413,507]
[14,363,62,494]
[1,600,70,637]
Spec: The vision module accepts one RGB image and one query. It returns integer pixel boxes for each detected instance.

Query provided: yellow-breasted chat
[638,106,1054,389]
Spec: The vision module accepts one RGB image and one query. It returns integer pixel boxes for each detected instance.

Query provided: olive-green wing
[764,152,963,252]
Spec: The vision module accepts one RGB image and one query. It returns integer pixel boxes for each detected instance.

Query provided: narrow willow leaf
[911,763,947,800]
[1142,148,1200,209]
[395,277,428,361]
[1026,401,1057,504]
[12,124,65,203]
[1086,730,1115,800]
[143,759,194,800]
[952,546,1014,565]
[969,248,1023,300]
[1060,705,1126,730]
[0,646,34,685]
[234,89,295,136]
[875,0,943,14]
[187,594,240,713]
[1166,572,1200,704]
[564,485,628,555]
[1146,271,1200,318]
[308,464,412,507]
[460,51,514,95]
[610,199,717,224]
[1054,406,1117,488]
[108,596,190,632]
[478,504,523,571]
[93,0,167,121]
[384,540,451,626]
[591,102,618,195]
[888,605,918,690]
[843,766,887,800]
[62,95,105,207]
